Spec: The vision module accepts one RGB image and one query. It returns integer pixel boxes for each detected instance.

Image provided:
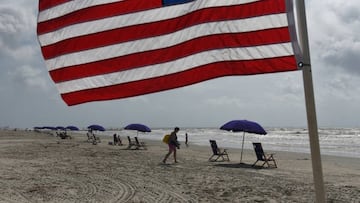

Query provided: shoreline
[0,130,359,202]
[77,128,360,159]
[26,127,360,158]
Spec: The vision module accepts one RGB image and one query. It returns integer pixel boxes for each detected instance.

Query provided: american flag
[37,0,302,106]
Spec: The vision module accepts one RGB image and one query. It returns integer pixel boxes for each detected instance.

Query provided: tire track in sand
[115,174,197,203]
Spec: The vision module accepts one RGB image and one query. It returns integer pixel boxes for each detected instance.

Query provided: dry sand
[0,130,359,202]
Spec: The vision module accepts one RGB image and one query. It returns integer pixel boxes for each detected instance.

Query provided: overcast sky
[1,0,359,129]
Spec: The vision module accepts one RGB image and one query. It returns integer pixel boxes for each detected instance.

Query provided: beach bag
[162,134,170,144]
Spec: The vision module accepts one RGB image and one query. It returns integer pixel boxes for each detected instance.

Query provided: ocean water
[91,127,360,158]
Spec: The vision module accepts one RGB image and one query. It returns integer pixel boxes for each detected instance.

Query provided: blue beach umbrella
[66,126,79,131]
[43,126,57,130]
[220,120,267,134]
[220,120,267,163]
[124,123,151,132]
[87,124,105,131]
[124,123,151,136]
[56,126,66,131]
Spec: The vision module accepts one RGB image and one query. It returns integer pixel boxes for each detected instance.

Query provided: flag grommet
[298,62,310,67]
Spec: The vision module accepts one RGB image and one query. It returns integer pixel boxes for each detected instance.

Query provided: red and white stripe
[37,0,300,105]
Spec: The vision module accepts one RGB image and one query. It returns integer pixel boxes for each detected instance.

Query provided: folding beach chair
[86,132,99,144]
[134,137,147,150]
[127,136,137,149]
[93,134,101,144]
[86,132,93,142]
[252,142,277,168]
[208,140,230,162]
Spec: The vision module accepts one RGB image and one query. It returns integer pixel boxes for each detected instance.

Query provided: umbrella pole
[240,132,245,163]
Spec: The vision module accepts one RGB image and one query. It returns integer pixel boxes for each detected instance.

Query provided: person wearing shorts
[162,127,180,163]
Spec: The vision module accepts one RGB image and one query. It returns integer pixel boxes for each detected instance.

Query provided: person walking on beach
[162,127,180,164]
[185,132,189,147]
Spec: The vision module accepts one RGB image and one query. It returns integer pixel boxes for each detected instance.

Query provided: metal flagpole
[296,0,326,202]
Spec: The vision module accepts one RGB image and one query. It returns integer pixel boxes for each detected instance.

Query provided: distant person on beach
[162,127,180,164]
[185,132,189,147]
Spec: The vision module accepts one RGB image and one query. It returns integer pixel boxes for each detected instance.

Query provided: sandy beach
[0,130,359,202]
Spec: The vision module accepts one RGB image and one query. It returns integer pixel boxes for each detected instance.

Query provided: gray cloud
[309,0,360,75]
[0,2,49,90]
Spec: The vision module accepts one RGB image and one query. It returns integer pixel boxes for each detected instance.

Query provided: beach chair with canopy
[252,142,277,168]
[208,140,230,162]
